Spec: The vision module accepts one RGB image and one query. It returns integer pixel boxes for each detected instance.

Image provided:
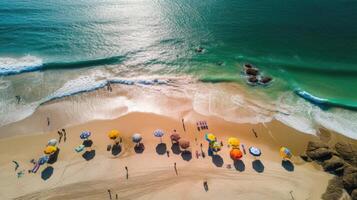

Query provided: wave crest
[0,55,43,76]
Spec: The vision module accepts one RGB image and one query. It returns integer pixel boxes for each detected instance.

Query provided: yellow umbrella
[205,133,216,142]
[44,146,57,155]
[108,130,120,140]
[227,137,240,148]
[280,147,292,159]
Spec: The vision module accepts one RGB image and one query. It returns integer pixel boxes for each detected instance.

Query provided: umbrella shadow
[41,166,54,181]
[111,144,122,156]
[212,155,224,167]
[171,143,182,155]
[252,160,264,173]
[156,143,167,155]
[282,160,294,172]
[134,143,145,154]
[181,151,192,161]
[83,140,93,148]
[82,150,96,161]
[47,148,60,164]
[234,160,245,172]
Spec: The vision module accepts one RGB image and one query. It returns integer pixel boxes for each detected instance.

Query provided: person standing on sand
[174,162,178,175]
[47,117,50,127]
[57,131,63,143]
[62,129,67,142]
[125,166,128,179]
[182,118,186,132]
[107,189,112,200]
[203,181,209,191]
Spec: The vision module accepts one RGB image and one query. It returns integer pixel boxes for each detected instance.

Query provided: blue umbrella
[38,156,49,165]
[249,146,262,157]
[80,131,91,140]
[153,129,164,143]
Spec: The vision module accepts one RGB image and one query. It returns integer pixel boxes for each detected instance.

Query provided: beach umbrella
[47,139,57,146]
[80,131,91,140]
[179,140,190,150]
[44,146,57,155]
[249,146,262,157]
[227,137,240,148]
[132,133,142,144]
[230,148,243,160]
[108,130,120,140]
[154,129,165,143]
[205,133,216,143]
[170,133,181,143]
[280,147,292,159]
[38,156,49,165]
[211,141,221,152]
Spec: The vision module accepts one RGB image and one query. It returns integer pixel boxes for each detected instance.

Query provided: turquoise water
[0,0,357,136]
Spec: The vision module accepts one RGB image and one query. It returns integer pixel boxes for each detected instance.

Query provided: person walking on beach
[174,162,178,176]
[203,181,209,191]
[107,82,112,92]
[252,128,258,138]
[107,189,112,200]
[166,150,170,157]
[125,166,128,179]
[47,117,50,127]
[182,118,186,132]
[57,131,63,143]
[62,129,67,142]
[15,95,21,104]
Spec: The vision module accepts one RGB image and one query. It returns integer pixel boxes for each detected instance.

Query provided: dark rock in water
[335,142,357,166]
[260,76,272,84]
[248,76,258,83]
[306,147,333,161]
[245,68,259,76]
[244,63,253,68]
[322,177,346,200]
[343,168,357,192]
[307,141,330,152]
[322,156,346,174]
[195,47,204,53]
[352,189,357,200]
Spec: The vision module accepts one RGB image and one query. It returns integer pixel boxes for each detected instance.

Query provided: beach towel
[32,163,40,173]
[75,144,85,153]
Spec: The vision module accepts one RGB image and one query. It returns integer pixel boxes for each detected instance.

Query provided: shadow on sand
[171,143,181,155]
[282,160,294,172]
[83,140,93,148]
[181,151,192,161]
[234,160,245,172]
[47,148,60,164]
[134,143,145,154]
[212,155,224,167]
[252,160,264,173]
[41,166,54,181]
[156,143,167,155]
[82,150,96,161]
[111,144,122,156]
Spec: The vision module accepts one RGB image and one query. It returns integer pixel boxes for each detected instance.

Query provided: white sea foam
[0,55,43,75]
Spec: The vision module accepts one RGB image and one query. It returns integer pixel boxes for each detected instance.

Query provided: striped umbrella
[38,156,49,165]
[153,129,165,143]
[249,146,262,157]
[280,147,292,159]
[205,133,216,143]
[80,131,91,140]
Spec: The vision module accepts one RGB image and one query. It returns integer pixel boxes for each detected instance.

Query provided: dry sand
[2,109,353,200]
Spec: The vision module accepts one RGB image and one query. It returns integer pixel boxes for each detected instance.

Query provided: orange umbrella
[108,130,120,140]
[44,146,57,155]
[230,148,243,160]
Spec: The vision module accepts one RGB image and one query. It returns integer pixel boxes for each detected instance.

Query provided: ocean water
[0,0,357,138]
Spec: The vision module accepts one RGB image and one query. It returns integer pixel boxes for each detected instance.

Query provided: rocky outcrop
[335,142,357,166]
[305,140,357,199]
[260,76,272,84]
[245,68,259,76]
[248,76,258,83]
[322,177,345,200]
[322,156,346,174]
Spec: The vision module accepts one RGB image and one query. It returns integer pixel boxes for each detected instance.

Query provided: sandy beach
[1,91,355,200]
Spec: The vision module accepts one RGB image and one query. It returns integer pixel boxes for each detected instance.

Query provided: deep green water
[0,0,357,136]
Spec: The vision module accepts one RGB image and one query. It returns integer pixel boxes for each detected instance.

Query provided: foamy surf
[0,55,43,76]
